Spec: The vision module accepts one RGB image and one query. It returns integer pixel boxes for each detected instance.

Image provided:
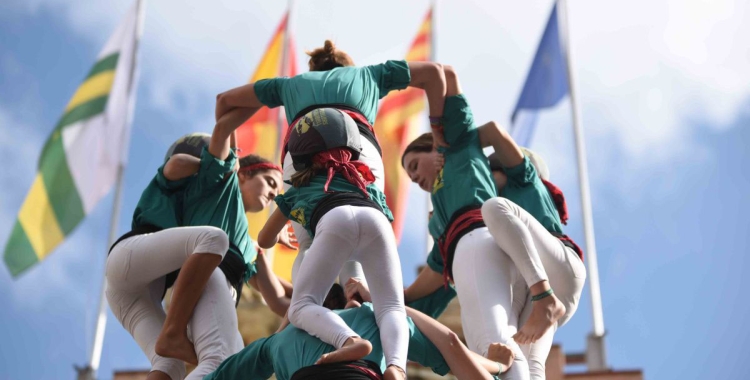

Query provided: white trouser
[287,206,408,370]
[452,227,531,380]
[106,226,229,380]
[284,136,382,285]
[482,197,587,380]
[184,269,244,380]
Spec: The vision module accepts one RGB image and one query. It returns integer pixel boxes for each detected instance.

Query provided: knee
[197,227,229,258]
[152,358,186,380]
[482,197,514,223]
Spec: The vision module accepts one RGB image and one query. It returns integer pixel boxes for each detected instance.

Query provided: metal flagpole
[425,0,437,256]
[76,0,146,378]
[557,0,607,371]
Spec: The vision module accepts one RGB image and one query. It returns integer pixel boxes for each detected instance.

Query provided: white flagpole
[77,1,146,379]
[558,0,607,370]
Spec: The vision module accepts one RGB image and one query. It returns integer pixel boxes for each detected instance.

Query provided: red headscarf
[312,147,374,195]
[541,179,569,225]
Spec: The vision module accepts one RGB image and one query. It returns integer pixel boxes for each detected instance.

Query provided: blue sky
[1,0,749,379]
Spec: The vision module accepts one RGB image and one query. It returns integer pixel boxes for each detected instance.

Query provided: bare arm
[404,266,444,303]
[478,121,524,168]
[252,252,291,317]
[407,62,446,119]
[258,209,288,249]
[405,306,493,380]
[215,83,264,122]
[163,153,201,181]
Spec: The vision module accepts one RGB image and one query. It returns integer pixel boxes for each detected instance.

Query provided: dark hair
[323,283,347,310]
[239,154,273,177]
[401,132,434,167]
[307,40,355,72]
[290,161,324,188]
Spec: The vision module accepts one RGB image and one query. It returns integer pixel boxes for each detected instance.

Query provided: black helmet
[164,132,211,162]
[287,108,362,170]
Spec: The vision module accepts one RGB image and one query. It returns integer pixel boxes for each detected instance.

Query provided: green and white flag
[4,2,143,277]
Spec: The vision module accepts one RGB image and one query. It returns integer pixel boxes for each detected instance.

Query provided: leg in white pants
[106,226,229,380]
[452,228,531,380]
[287,206,408,370]
[184,269,244,380]
[481,197,586,325]
[284,148,377,288]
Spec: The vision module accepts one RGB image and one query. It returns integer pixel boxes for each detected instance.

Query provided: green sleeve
[407,284,457,319]
[203,337,274,380]
[366,60,411,98]
[425,242,445,275]
[191,147,237,193]
[273,193,293,219]
[244,259,258,282]
[254,77,288,108]
[504,155,537,187]
[406,317,451,376]
[443,94,478,148]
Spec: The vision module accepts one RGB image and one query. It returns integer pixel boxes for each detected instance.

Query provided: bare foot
[513,294,565,344]
[487,343,515,373]
[155,328,198,366]
[316,337,372,365]
[384,365,407,380]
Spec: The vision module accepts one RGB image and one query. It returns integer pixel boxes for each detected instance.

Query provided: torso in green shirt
[275,174,393,237]
[253,60,411,124]
[426,94,497,272]
[204,303,450,380]
[407,284,457,319]
[182,147,257,281]
[499,156,563,234]
[131,165,193,230]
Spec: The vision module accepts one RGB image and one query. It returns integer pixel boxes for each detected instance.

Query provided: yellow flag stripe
[65,71,116,112]
[17,175,66,260]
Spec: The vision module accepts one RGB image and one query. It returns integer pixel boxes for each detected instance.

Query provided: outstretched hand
[277,221,298,250]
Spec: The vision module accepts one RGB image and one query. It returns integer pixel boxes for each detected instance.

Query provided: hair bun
[323,39,336,55]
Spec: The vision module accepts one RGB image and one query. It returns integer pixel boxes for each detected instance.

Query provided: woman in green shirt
[215,40,449,290]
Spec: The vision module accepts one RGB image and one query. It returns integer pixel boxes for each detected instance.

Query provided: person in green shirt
[482,145,587,380]
[257,107,407,380]
[204,284,514,380]
[106,134,231,380]
[400,66,543,380]
[215,39,449,295]
[156,128,298,380]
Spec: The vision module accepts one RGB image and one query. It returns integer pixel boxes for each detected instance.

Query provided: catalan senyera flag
[375,9,432,241]
[3,3,143,277]
[236,11,298,282]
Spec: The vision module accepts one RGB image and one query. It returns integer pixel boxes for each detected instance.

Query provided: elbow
[257,231,275,249]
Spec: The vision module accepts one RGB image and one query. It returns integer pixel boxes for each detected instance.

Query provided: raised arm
[212,85,265,161]
[407,61,446,121]
[405,306,493,380]
[478,121,524,168]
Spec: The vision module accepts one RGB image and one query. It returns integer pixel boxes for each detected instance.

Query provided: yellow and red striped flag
[376,9,432,241]
[236,11,298,281]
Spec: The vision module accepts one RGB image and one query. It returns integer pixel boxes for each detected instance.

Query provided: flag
[3,3,143,277]
[235,11,298,282]
[510,3,568,147]
[375,9,432,242]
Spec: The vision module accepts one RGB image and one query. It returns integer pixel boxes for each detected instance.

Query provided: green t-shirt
[407,284,457,319]
[131,165,193,229]
[426,94,497,272]
[204,303,450,380]
[254,60,411,124]
[499,156,563,234]
[275,174,393,237]
[182,147,258,281]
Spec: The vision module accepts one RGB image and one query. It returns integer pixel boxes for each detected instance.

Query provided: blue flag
[510,3,569,146]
